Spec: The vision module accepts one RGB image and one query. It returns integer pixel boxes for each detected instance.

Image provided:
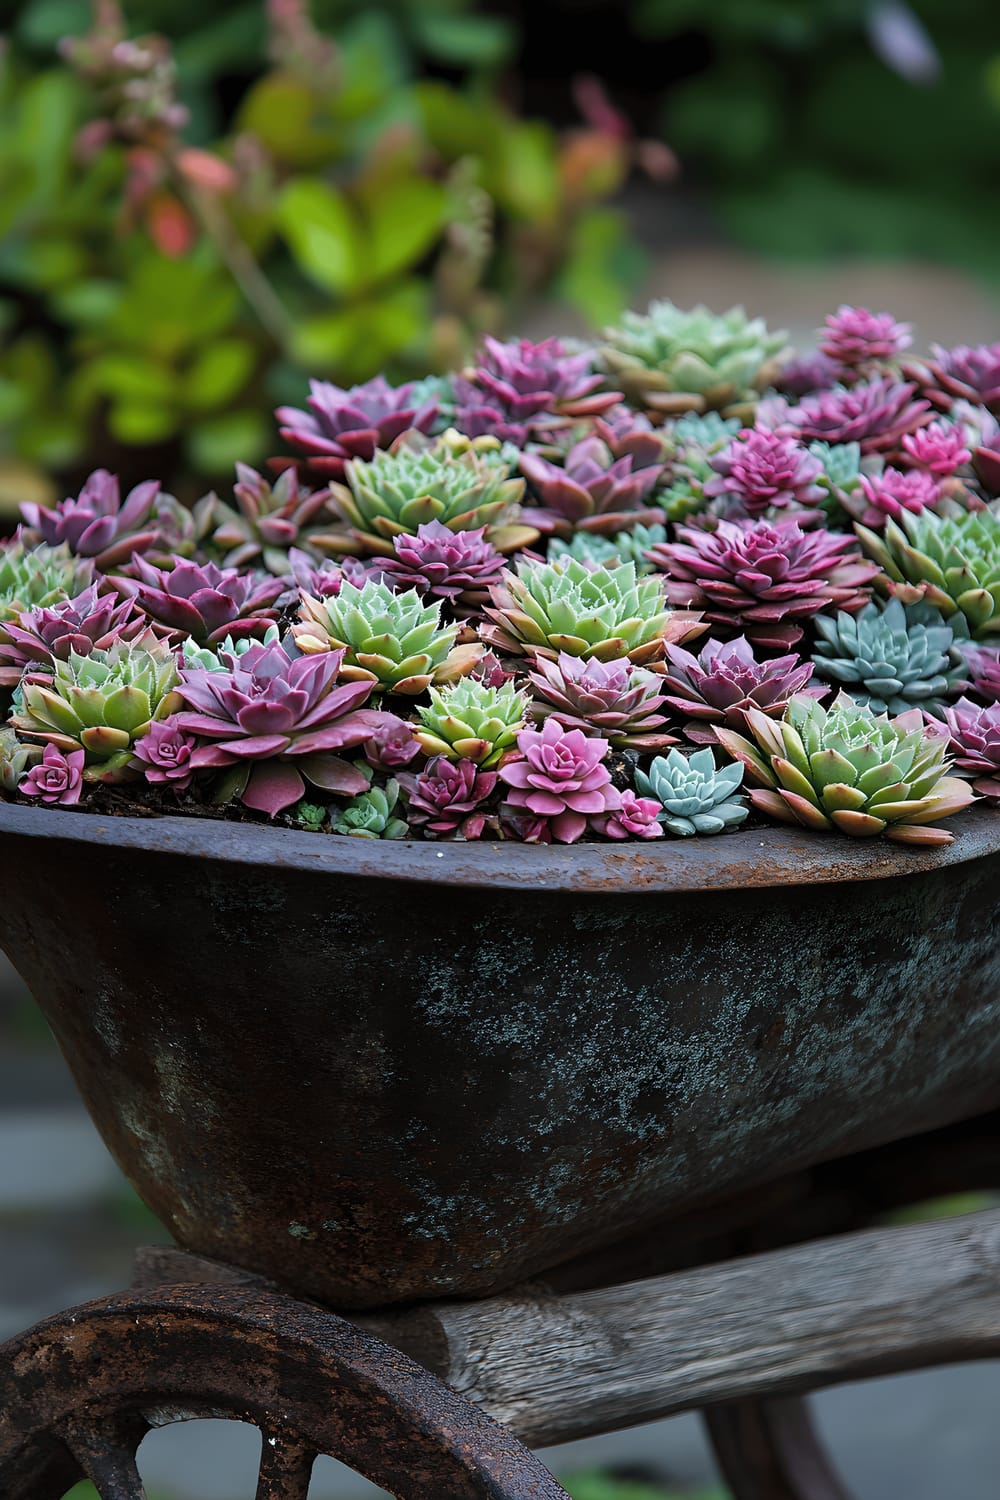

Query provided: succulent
[0,541,93,634]
[181,625,281,674]
[414,677,529,767]
[592,406,670,468]
[453,336,619,445]
[19,743,85,807]
[294,578,475,695]
[811,599,967,715]
[973,427,1000,496]
[809,441,863,501]
[0,727,42,795]
[902,421,971,477]
[659,636,820,744]
[962,643,1000,704]
[19,469,191,571]
[818,306,912,371]
[775,350,841,397]
[940,697,1000,800]
[648,519,878,651]
[844,467,941,530]
[12,635,182,781]
[634,748,748,837]
[131,718,198,789]
[380,522,505,608]
[175,641,392,816]
[363,713,421,771]
[275,375,438,481]
[599,300,788,418]
[398,756,498,839]
[0,585,143,688]
[284,547,376,601]
[547,524,667,572]
[528,652,675,749]
[519,436,664,536]
[715,692,975,844]
[777,377,932,456]
[703,429,826,519]
[326,438,532,558]
[907,343,1000,416]
[295,801,328,832]
[483,556,703,665]
[591,788,664,840]
[331,779,408,839]
[122,556,283,646]
[855,508,1000,638]
[206,464,340,575]
[668,411,744,451]
[498,719,620,843]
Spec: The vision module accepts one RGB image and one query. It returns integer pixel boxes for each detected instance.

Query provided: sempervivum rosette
[905,343,1000,416]
[776,377,932,456]
[20,469,192,571]
[205,463,341,576]
[962,644,1000,703]
[498,719,620,843]
[818,306,912,374]
[659,635,820,744]
[0,585,142,688]
[121,556,284,646]
[647,518,879,651]
[703,428,826,520]
[175,641,395,816]
[528,653,676,749]
[716,691,975,845]
[519,436,665,537]
[0,541,93,636]
[380,522,505,609]
[453,336,619,446]
[940,698,1000,800]
[275,375,438,481]
[483,556,704,665]
[811,599,967,716]
[855,508,1000,639]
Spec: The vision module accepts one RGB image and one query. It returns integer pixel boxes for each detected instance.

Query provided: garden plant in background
[0,0,659,512]
[2,299,999,846]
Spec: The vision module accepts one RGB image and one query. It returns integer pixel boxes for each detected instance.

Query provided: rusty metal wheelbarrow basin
[1,801,999,1310]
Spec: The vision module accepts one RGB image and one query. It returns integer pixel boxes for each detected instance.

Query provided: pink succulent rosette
[776,376,932,455]
[0,585,144,687]
[398,756,497,839]
[275,375,438,480]
[703,429,825,519]
[851,467,941,528]
[941,697,1000,800]
[499,719,620,843]
[819,306,911,370]
[591,788,663,840]
[20,744,85,806]
[962,645,1000,705]
[528,652,676,750]
[132,718,198,789]
[381,522,505,606]
[901,421,971,476]
[659,635,821,743]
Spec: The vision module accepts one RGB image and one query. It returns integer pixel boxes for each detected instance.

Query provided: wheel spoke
[704,1397,855,1500]
[59,1418,147,1500]
[255,1430,315,1499]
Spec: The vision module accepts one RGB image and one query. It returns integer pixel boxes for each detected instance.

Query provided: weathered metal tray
[1,801,999,1308]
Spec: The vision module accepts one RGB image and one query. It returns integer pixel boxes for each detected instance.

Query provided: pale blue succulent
[331,779,408,839]
[182,625,280,673]
[809,441,863,493]
[670,412,742,450]
[634,747,748,836]
[811,598,967,715]
[547,524,667,572]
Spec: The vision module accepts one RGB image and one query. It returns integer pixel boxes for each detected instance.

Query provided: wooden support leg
[704,1398,855,1500]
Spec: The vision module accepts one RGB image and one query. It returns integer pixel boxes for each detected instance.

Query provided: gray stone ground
[3,243,1000,1497]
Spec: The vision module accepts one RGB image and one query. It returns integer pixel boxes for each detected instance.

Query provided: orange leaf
[176,147,238,194]
[146,193,196,258]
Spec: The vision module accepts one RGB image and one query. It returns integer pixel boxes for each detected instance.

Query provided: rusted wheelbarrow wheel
[0,1283,570,1500]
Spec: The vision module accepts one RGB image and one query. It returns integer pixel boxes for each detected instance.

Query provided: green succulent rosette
[600,300,789,418]
[811,598,967,716]
[0,726,42,794]
[414,678,529,767]
[12,634,182,781]
[855,508,1000,639]
[634,747,747,837]
[331,779,407,839]
[325,436,534,558]
[0,542,92,638]
[483,556,704,665]
[715,690,976,845]
[547,524,667,573]
[294,578,477,695]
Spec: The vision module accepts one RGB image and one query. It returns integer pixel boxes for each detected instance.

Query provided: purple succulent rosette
[901,421,971,477]
[454,336,620,446]
[771,376,932,456]
[397,756,497,839]
[591,788,664,839]
[819,306,911,372]
[121,556,284,646]
[647,519,879,651]
[131,718,198,789]
[659,635,822,744]
[703,429,825,520]
[519,436,665,537]
[275,375,438,480]
[940,696,1000,800]
[380,522,505,607]
[908,342,1000,416]
[20,469,188,572]
[20,744,85,806]
[528,652,676,749]
[962,645,1000,705]
[498,719,620,843]
[0,585,143,687]
[849,467,942,528]
[174,641,395,816]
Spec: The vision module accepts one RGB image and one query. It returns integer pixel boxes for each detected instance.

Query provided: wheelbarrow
[1,799,999,1499]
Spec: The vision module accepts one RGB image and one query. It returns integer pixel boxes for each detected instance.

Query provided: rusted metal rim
[0,800,998,893]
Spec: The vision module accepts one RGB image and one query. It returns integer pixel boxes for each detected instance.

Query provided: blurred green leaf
[364,178,447,284]
[278,178,366,294]
[495,122,559,222]
[187,410,269,474]
[239,73,340,165]
[557,209,642,329]
[87,353,178,404]
[108,399,180,445]
[186,339,256,409]
[409,11,516,67]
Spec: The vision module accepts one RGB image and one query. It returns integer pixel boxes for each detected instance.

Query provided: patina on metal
[0,1277,569,1500]
[0,803,999,1308]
